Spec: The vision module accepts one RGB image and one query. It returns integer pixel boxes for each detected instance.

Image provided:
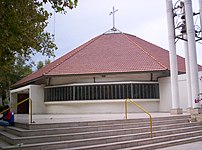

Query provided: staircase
[0,115,202,150]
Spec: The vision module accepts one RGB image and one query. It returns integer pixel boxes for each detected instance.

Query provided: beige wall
[45,99,159,114]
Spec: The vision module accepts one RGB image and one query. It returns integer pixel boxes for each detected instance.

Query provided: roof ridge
[122,33,168,70]
[44,35,103,75]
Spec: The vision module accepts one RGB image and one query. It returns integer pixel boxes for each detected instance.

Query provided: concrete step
[4,117,191,138]
[119,135,202,150]
[66,130,202,150]
[0,115,200,150]
[2,129,202,150]
[14,115,190,130]
[0,137,10,147]
[1,122,201,145]
[1,125,202,149]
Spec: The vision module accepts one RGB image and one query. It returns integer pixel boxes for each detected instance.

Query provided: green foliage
[0,0,78,67]
[0,0,77,101]
[37,59,51,70]
[0,0,56,66]
[0,105,3,113]
[0,55,33,90]
[37,61,44,70]
[0,54,33,103]
[42,0,78,13]
[45,59,51,65]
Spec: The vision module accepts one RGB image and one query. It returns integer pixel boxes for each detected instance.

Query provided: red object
[195,98,201,103]
[12,32,202,88]
[3,111,12,121]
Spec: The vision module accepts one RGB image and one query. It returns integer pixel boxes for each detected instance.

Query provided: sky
[34,0,202,69]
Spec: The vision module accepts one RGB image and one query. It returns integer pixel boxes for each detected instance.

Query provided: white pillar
[184,36,192,108]
[199,0,202,37]
[184,0,200,108]
[199,0,202,106]
[166,0,180,109]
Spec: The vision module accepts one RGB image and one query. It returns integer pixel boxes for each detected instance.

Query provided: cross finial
[109,6,118,29]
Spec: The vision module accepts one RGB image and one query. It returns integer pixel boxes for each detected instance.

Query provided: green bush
[0,105,4,112]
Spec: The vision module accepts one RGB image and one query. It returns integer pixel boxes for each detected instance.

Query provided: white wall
[199,71,202,105]
[10,85,45,114]
[10,71,201,114]
[29,85,45,114]
[49,72,165,86]
[199,71,202,93]
[159,75,189,112]
[159,71,202,112]
[45,99,159,114]
[159,77,172,112]
[178,75,189,110]
[10,85,30,114]
[10,93,18,113]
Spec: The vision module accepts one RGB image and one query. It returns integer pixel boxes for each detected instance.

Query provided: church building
[10,28,202,114]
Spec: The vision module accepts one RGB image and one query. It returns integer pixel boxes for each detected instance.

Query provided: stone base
[190,108,202,115]
[170,108,183,115]
[195,114,202,122]
[186,107,192,114]
[190,114,197,122]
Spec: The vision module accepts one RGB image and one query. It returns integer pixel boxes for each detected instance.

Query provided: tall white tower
[166,0,182,114]
[166,0,202,113]
[184,0,200,108]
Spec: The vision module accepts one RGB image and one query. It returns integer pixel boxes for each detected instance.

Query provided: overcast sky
[35,0,202,68]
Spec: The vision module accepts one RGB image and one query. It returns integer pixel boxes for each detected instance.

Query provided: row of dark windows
[44,83,159,102]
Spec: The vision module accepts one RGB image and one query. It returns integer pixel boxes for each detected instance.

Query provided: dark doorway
[17,94,29,114]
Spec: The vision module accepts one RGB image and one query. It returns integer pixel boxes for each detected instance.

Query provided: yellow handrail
[0,98,33,124]
[125,98,153,138]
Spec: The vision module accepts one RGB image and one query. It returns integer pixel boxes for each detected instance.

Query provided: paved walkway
[158,141,202,150]
[14,113,202,150]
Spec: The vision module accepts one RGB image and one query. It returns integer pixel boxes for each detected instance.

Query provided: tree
[0,0,77,68]
[42,0,78,12]
[45,59,51,65]
[37,59,51,70]
[0,55,33,104]
[0,0,77,103]
[37,61,44,70]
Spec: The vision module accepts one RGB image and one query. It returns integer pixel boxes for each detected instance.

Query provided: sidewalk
[158,141,202,150]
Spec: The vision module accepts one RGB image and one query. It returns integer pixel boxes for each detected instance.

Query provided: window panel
[44,83,160,101]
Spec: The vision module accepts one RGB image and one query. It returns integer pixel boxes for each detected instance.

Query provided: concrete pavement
[157,141,202,150]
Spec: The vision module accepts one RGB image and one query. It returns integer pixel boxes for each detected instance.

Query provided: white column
[184,36,192,108]
[199,0,202,106]
[199,0,202,37]
[166,0,180,109]
[184,0,200,108]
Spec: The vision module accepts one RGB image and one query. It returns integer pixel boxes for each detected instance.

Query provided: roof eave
[44,69,169,77]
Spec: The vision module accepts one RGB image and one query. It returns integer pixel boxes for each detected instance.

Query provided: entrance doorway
[17,94,29,114]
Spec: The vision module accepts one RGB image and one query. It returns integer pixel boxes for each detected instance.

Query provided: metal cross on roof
[109,6,118,29]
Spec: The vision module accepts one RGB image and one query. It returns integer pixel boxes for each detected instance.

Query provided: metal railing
[0,98,33,124]
[125,98,153,138]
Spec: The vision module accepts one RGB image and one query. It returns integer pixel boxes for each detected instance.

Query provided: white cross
[109,6,118,29]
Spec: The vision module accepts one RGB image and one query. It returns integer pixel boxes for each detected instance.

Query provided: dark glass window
[44,83,159,101]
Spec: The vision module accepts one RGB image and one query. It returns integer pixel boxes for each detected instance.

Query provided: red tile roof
[13,32,202,87]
